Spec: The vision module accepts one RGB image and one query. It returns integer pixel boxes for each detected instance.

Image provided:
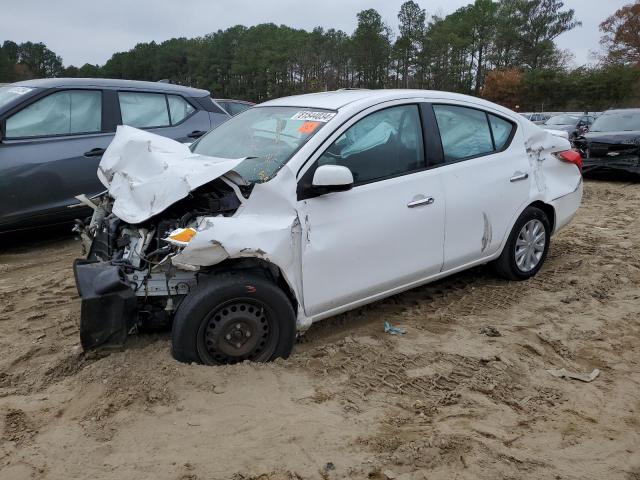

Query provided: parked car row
[0,78,252,233]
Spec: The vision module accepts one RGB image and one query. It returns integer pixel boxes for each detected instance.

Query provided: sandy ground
[0,178,639,480]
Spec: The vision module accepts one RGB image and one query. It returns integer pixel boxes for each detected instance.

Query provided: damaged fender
[523,126,572,196]
[172,166,310,329]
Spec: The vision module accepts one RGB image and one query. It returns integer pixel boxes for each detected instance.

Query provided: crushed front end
[73,178,246,350]
[575,135,640,174]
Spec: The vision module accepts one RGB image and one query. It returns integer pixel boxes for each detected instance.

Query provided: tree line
[1,0,639,112]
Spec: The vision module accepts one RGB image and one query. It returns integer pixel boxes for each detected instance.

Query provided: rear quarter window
[488,114,514,151]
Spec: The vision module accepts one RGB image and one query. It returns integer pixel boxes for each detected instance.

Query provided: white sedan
[74,89,583,364]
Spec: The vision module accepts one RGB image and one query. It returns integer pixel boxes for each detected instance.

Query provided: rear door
[298,102,445,316]
[428,103,531,271]
[0,88,113,230]
[116,91,211,143]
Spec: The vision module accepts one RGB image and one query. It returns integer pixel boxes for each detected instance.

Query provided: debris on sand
[546,368,601,382]
[384,321,406,335]
[479,326,502,337]
[383,469,398,479]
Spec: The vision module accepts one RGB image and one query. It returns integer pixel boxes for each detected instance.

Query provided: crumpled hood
[579,130,640,145]
[575,130,640,159]
[98,126,245,224]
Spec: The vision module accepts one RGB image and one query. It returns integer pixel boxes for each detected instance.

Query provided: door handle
[187,130,206,139]
[407,197,435,208]
[510,172,529,182]
[84,148,106,157]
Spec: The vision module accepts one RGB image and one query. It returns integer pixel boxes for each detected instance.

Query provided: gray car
[542,114,594,141]
[0,78,234,233]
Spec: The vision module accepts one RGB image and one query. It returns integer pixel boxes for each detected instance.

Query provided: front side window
[317,104,425,184]
[167,95,195,124]
[192,106,332,183]
[6,90,102,138]
[118,92,170,128]
[433,105,493,161]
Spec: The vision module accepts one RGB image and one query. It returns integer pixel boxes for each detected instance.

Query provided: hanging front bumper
[73,259,137,350]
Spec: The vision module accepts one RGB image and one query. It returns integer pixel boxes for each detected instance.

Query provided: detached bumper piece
[582,155,640,174]
[74,259,137,350]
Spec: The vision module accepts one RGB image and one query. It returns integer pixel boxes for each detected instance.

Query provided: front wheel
[171,272,296,365]
[493,206,551,281]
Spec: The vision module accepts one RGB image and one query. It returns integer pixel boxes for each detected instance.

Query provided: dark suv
[0,78,234,233]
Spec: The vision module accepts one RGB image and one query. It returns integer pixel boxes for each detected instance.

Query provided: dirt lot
[1,178,639,480]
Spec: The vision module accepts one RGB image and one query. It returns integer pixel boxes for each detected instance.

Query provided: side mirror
[311,165,354,194]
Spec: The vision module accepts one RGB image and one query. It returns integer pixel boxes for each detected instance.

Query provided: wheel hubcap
[515,219,546,272]
[200,300,274,364]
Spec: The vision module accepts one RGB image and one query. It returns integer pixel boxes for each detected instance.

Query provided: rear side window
[433,105,514,162]
[118,92,170,128]
[489,114,514,150]
[6,90,102,138]
[317,104,425,185]
[167,95,195,124]
[433,105,493,161]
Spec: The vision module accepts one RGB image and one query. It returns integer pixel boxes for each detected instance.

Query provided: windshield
[545,115,579,126]
[0,86,35,110]
[192,106,335,183]
[590,112,640,132]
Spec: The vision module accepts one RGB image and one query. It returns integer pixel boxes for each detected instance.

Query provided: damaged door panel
[73,90,582,364]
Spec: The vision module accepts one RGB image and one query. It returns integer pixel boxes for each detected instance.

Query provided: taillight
[554,149,583,172]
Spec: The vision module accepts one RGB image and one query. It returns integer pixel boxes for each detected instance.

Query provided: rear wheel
[493,206,551,281]
[171,272,296,365]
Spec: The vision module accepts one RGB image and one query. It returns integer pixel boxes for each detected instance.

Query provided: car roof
[215,98,255,104]
[601,108,640,114]
[260,89,516,115]
[11,78,210,97]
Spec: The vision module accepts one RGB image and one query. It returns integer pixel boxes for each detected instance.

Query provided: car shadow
[583,170,640,183]
[0,222,76,253]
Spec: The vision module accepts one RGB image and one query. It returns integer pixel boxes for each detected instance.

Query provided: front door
[298,103,446,316]
[0,89,110,230]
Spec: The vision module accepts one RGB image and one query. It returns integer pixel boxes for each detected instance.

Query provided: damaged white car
[74,89,583,364]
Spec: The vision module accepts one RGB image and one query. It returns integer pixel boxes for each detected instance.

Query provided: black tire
[493,206,551,281]
[171,271,296,365]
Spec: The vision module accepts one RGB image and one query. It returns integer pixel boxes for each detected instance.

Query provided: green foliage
[0,1,637,111]
[0,40,63,81]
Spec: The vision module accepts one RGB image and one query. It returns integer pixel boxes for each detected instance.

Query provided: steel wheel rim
[197,298,278,364]
[514,219,546,273]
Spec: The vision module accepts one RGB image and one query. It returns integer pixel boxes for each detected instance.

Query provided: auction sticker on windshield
[297,121,320,134]
[291,111,336,122]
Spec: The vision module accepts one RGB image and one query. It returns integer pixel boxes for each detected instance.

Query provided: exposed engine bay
[74,177,250,349]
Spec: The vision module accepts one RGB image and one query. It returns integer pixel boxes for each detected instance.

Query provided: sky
[0,0,632,67]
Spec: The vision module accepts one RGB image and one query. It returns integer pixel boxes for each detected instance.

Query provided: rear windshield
[545,115,578,126]
[0,86,35,110]
[590,112,640,132]
[192,106,334,183]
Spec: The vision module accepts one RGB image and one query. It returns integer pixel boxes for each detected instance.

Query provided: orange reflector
[165,227,197,246]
